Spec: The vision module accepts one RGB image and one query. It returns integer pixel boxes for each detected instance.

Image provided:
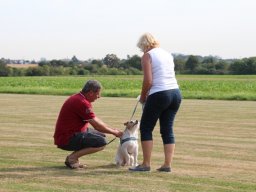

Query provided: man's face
[88,89,101,102]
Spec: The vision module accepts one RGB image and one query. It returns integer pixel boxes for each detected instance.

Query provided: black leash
[106,137,117,145]
[129,100,139,121]
[106,99,140,145]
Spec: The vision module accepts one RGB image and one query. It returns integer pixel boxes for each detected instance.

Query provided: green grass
[178,75,256,100]
[0,94,255,191]
[0,75,255,100]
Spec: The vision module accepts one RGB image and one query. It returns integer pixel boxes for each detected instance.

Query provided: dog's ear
[124,121,128,126]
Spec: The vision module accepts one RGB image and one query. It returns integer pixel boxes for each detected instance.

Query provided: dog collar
[120,137,137,145]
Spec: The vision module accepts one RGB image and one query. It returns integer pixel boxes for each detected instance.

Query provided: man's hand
[113,129,123,138]
[89,117,123,138]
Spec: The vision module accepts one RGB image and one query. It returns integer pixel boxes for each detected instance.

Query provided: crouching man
[53,80,123,169]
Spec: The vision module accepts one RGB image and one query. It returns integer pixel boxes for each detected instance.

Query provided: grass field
[0,94,255,192]
[0,75,255,100]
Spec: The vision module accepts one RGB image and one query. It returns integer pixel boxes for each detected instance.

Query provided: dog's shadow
[94,163,117,169]
[86,163,129,175]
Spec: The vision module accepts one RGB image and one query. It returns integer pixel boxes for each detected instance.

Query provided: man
[54,80,123,169]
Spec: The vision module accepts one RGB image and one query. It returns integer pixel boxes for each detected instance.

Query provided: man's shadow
[0,163,128,179]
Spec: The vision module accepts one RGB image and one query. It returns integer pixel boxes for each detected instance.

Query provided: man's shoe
[65,156,85,169]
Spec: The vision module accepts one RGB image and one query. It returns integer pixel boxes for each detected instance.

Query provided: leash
[106,97,140,145]
[106,137,117,145]
[129,100,139,121]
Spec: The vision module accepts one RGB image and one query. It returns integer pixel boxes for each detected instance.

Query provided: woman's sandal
[129,165,151,172]
[156,166,171,172]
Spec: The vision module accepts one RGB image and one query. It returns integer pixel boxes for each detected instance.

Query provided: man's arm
[88,117,123,137]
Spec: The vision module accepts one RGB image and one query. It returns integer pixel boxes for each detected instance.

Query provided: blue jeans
[140,89,182,144]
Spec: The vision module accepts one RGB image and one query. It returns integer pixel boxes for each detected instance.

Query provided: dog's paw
[115,162,123,167]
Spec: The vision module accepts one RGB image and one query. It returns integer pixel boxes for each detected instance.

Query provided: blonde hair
[137,33,160,52]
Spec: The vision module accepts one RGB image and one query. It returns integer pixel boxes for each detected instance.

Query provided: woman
[129,33,182,172]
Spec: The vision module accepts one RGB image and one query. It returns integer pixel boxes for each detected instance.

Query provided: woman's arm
[140,53,152,103]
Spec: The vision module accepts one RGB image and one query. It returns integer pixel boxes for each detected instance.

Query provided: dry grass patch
[0,94,255,192]
[7,64,38,68]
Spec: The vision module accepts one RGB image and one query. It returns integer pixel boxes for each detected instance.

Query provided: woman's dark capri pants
[58,128,107,151]
[140,89,182,144]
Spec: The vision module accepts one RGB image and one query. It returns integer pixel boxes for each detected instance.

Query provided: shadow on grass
[0,163,128,179]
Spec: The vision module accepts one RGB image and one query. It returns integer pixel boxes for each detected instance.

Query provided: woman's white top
[147,47,179,96]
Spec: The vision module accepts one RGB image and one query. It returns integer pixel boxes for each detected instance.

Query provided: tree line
[1,54,256,76]
[174,54,256,75]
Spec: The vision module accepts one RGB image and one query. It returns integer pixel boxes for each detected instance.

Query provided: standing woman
[129,33,182,172]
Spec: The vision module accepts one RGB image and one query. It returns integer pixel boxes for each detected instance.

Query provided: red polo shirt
[54,92,95,147]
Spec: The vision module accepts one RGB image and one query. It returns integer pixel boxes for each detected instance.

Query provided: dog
[115,120,140,167]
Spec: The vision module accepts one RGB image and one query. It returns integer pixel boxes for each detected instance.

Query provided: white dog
[115,120,140,167]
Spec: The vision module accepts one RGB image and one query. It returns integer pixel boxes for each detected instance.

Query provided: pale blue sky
[0,0,255,60]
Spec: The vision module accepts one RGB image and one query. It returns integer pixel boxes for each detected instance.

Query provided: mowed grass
[0,94,255,192]
[0,75,255,100]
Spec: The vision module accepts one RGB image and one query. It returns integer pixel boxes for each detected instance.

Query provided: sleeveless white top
[147,47,179,95]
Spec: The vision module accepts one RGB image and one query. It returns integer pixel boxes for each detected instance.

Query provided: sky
[0,0,256,61]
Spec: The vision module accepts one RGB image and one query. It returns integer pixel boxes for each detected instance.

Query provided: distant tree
[49,66,69,76]
[71,55,79,63]
[86,64,100,74]
[215,60,227,70]
[97,67,109,75]
[244,57,256,74]
[38,60,48,67]
[0,60,5,65]
[103,54,120,68]
[91,59,103,67]
[125,67,142,75]
[127,55,141,70]
[194,66,210,74]
[30,60,37,64]
[0,61,10,76]
[0,58,7,64]
[230,57,256,74]
[185,55,199,72]
[77,68,90,75]
[106,68,123,75]
[26,67,43,76]
[11,68,26,76]
[174,57,185,73]
[205,63,217,74]
[202,56,216,64]
[49,60,67,67]
[229,60,245,74]
[120,55,141,70]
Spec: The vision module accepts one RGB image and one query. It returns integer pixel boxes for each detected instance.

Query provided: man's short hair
[82,80,102,93]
